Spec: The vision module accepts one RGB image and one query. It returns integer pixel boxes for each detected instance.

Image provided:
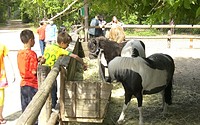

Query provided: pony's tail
[164,79,173,105]
[164,54,175,105]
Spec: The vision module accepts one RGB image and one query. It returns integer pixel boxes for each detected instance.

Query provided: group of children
[0,28,87,124]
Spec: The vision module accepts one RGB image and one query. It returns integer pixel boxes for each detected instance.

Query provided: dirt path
[0,20,31,30]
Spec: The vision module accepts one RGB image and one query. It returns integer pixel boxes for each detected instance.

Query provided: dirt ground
[81,38,200,125]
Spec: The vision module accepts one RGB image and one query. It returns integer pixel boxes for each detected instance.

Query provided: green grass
[125,28,163,36]
[0,23,6,27]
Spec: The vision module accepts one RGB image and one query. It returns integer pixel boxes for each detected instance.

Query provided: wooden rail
[74,24,200,43]
[125,35,200,39]
[82,24,200,29]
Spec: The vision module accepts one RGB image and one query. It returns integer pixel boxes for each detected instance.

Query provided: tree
[87,0,200,24]
[2,0,200,25]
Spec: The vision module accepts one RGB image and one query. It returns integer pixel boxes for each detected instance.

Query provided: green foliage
[2,0,200,29]
[0,0,9,22]
[87,0,200,25]
[21,12,32,23]
[122,14,139,24]
[196,7,200,17]
[125,29,161,36]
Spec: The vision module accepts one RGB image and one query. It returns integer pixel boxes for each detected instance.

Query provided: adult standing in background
[37,21,46,55]
[106,16,123,27]
[45,20,58,45]
[98,15,107,36]
[88,15,101,38]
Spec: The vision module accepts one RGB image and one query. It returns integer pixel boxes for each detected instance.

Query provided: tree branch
[49,0,80,21]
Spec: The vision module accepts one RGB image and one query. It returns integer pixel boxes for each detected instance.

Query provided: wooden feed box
[60,81,113,123]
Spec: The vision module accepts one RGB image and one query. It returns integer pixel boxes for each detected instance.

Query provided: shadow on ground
[5,111,22,122]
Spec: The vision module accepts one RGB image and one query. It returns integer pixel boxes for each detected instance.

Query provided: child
[17,29,39,113]
[43,31,87,108]
[0,42,9,124]
[37,21,46,55]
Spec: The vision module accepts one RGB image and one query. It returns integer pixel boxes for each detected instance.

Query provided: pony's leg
[138,107,143,125]
[117,92,132,124]
[161,91,168,114]
[117,102,129,124]
[136,93,143,125]
[162,80,173,114]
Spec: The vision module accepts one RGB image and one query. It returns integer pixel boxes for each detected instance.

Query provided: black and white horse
[107,53,175,124]
[87,36,145,81]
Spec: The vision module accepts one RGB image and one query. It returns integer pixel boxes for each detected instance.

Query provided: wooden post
[37,65,51,125]
[167,29,172,48]
[46,110,59,125]
[189,38,193,48]
[84,0,89,42]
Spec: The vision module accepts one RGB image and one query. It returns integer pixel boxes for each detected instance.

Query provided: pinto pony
[107,53,175,125]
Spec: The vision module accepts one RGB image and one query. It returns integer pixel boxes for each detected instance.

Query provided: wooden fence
[72,24,200,43]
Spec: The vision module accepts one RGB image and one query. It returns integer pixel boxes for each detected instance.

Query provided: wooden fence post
[37,65,51,125]
[189,38,193,48]
[167,29,172,48]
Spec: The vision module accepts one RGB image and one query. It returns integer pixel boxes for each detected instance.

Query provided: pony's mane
[96,36,125,50]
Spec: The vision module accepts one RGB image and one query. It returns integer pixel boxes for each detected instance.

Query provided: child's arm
[69,53,87,71]
[38,56,46,64]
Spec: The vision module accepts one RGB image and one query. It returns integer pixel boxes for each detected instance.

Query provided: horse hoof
[117,120,125,124]
[139,121,144,125]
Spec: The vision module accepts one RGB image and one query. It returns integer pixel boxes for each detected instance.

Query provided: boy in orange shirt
[17,29,39,113]
[37,21,46,55]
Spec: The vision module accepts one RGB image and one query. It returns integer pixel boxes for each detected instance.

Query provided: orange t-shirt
[17,49,38,89]
[37,25,46,40]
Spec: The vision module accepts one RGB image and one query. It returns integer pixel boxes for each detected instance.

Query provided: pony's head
[88,38,100,59]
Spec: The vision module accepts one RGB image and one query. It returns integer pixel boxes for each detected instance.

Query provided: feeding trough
[60,80,113,123]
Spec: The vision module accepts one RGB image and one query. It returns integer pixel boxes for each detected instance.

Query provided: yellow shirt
[44,43,71,68]
[0,43,9,88]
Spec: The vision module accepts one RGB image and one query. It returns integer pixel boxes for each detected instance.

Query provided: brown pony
[106,25,125,43]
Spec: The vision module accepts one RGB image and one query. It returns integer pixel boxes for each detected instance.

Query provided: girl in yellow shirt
[0,42,9,124]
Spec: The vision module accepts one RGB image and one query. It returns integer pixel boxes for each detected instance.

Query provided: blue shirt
[45,24,58,41]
